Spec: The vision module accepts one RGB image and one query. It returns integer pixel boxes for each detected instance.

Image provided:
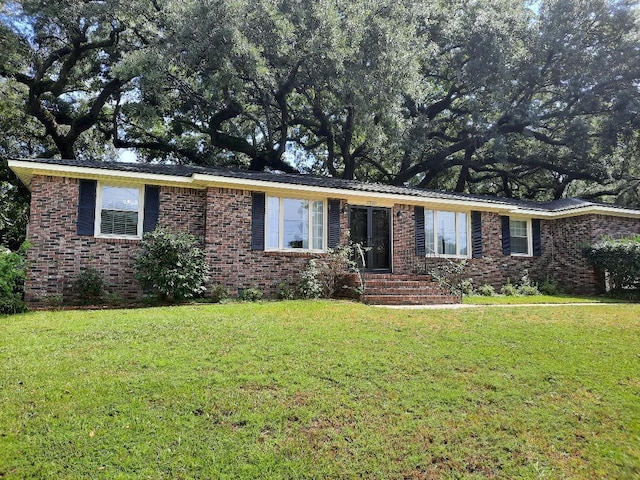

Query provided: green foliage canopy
[584,236,640,292]
[0,0,639,214]
[0,243,27,313]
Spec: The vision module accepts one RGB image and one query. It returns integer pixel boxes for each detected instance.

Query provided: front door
[349,206,391,272]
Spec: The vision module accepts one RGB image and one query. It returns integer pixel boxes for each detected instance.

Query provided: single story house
[9,157,640,305]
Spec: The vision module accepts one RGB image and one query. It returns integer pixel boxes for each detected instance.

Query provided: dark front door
[349,206,391,271]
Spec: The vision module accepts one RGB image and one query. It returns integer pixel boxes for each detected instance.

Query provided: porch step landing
[362,273,460,306]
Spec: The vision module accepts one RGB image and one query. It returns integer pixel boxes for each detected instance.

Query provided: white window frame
[509,217,532,257]
[265,196,327,252]
[95,183,144,239]
[424,209,470,258]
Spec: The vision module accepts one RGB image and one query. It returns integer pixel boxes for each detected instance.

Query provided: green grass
[462,294,622,305]
[1,301,639,479]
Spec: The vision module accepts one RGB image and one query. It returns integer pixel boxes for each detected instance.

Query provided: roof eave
[8,159,194,189]
[9,159,640,219]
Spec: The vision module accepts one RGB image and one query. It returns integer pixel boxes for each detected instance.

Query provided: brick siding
[396,210,640,294]
[23,175,640,305]
[25,176,206,304]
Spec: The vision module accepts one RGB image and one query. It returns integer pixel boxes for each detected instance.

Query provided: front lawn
[1,302,639,478]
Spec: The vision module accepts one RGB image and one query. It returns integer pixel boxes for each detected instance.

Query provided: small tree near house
[134,228,208,302]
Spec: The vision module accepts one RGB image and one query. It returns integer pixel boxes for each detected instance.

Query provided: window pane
[510,219,527,237]
[510,219,529,254]
[102,187,139,211]
[424,210,435,255]
[266,197,280,249]
[283,198,309,249]
[458,212,468,256]
[100,186,139,236]
[311,201,324,250]
[511,237,528,254]
[437,211,457,255]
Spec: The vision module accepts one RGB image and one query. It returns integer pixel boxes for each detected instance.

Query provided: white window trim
[265,196,327,252]
[509,217,533,257]
[94,182,145,239]
[425,210,470,258]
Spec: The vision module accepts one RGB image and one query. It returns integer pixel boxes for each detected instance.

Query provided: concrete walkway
[373,302,627,309]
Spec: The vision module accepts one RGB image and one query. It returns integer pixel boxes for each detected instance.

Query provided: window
[424,210,468,257]
[509,218,530,255]
[96,185,143,237]
[266,197,325,250]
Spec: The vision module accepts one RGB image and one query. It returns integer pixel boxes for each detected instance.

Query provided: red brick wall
[25,176,206,304]
[203,188,349,296]
[392,204,417,273]
[398,210,640,294]
[159,187,206,238]
[24,174,640,304]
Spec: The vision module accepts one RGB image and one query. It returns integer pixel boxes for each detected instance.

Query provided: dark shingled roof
[13,157,636,213]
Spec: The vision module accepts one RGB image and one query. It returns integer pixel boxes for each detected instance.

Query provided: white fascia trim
[512,206,640,219]
[8,160,194,187]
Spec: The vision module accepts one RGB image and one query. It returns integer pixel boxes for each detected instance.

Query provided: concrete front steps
[362,273,460,306]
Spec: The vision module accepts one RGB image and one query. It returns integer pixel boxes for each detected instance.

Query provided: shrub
[43,294,64,309]
[517,269,540,296]
[0,244,27,314]
[299,259,324,299]
[500,279,518,296]
[275,282,296,300]
[209,284,229,303]
[238,287,263,302]
[423,259,467,295]
[477,284,495,296]
[518,285,540,296]
[73,267,104,304]
[459,278,475,296]
[134,228,208,302]
[104,291,123,305]
[538,276,559,296]
[298,242,365,299]
[584,236,640,292]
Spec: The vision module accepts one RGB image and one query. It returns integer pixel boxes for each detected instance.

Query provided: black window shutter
[251,192,266,250]
[415,206,425,256]
[532,219,542,257]
[471,211,483,258]
[143,185,160,233]
[501,215,511,255]
[77,179,97,236]
[328,199,341,248]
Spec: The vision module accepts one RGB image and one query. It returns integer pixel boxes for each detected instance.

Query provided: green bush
[500,280,518,296]
[477,284,495,296]
[209,284,229,303]
[73,267,104,304]
[298,242,365,299]
[275,282,296,300]
[299,259,324,299]
[134,228,208,302]
[238,287,263,302]
[517,270,540,296]
[0,244,27,314]
[538,276,559,296]
[584,236,640,292]
[459,278,475,296]
[518,285,540,296]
